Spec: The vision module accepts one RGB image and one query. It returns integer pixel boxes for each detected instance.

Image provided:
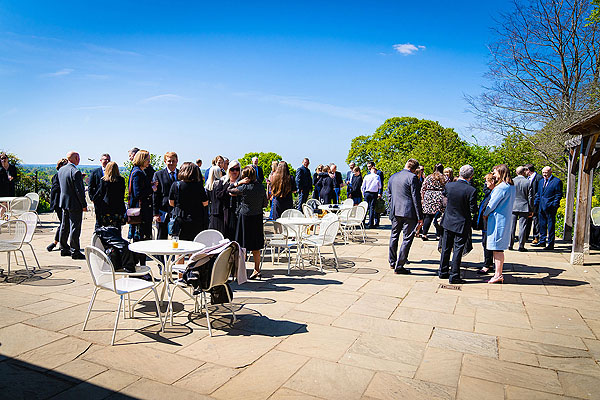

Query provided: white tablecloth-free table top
[318,204,353,212]
[128,240,204,256]
[0,197,18,203]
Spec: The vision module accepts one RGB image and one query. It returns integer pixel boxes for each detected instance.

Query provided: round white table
[129,240,205,324]
[318,204,353,213]
[276,217,321,269]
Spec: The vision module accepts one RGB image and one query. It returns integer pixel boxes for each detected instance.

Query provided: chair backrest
[25,193,39,212]
[302,203,314,218]
[18,212,38,243]
[9,197,32,216]
[321,220,340,246]
[208,244,235,289]
[91,233,105,251]
[358,201,368,210]
[342,198,354,206]
[281,209,303,218]
[338,208,352,223]
[0,220,27,248]
[272,222,290,243]
[353,205,367,221]
[321,212,338,225]
[85,246,117,292]
[194,229,225,247]
[592,207,600,226]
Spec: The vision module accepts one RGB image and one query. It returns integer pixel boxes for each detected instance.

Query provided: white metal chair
[83,246,164,345]
[307,199,321,209]
[303,217,340,272]
[193,229,225,247]
[18,212,41,270]
[341,205,367,243]
[6,197,31,220]
[281,209,304,218]
[0,220,31,278]
[91,233,153,277]
[592,207,600,226]
[24,193,39,213]
[302,203,314,218]
[192,244,237,336]
[261,222,298,275]
[342,198,354,207]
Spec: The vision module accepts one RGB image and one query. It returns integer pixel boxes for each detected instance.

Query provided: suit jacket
[529,172,543,207]
[58,163,86,211]
[153,168,178,215]
[387,169,423,220]
[441,179,478,234]
[50,173,60,210]
[375,169,384,195]
[88,167,103,201]
[534,175,563,212]
[252,165,264,183]
[513,175,533,213]
[295,165,312,192]
[92,177,126,216]
[0,164,18,197]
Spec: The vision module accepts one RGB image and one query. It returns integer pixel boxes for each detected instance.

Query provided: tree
[589,0,600,24]
[467,0,600,174]
[346,117,474,185]
[237,152,295,180]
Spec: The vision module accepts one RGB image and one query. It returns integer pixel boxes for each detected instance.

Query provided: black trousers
[422,212,442,238]
[439,229,468,282]
[59,208,83,253]
[297,189,311,211]
[510,212,529,249]
[54,208,63,242]
[481,230,493,267]
[365,191,378,228]
[389,216,417,268]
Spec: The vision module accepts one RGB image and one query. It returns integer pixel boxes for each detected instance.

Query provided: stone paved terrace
[2,213,600,399]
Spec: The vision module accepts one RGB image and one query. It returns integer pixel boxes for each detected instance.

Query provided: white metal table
[276,217,321,269]
[318,204,353,213]
[129,240,205,324]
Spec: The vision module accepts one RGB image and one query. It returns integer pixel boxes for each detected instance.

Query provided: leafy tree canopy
[238,152,295,179]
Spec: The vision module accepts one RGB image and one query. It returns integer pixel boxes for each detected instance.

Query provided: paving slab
[363,372,456,400]
[428,328,498,358]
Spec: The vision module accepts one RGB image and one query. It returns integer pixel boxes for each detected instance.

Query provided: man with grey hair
[89,153,111,229]
[510,166,533,251]
[252,156,264,183]
[58,151,87,260]
[438,164,477,284]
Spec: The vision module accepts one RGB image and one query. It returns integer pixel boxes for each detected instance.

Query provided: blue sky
[0,1,511,169]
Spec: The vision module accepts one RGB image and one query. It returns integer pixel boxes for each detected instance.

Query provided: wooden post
[584,168,594,255]
[571,136,592,264]
[563,147,576,241]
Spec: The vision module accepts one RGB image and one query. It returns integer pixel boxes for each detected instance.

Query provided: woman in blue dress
[483,164,516,284]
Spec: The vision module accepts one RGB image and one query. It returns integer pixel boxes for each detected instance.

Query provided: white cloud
[393,43,426,55]
[139,94,184,104]
[41,68,74,77]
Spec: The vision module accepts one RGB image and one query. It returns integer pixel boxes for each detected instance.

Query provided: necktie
[171,172,175,182]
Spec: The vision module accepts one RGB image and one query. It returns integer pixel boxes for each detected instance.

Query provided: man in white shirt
[362,165,382,228]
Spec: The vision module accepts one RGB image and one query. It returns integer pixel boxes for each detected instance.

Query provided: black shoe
[449,278,466,284]
[532,241,546,247]
[438,273,449,279]
[390,265,395,269]
[476,267,492,275]
[139,273,154,282]
[508,246,513,251]
[394,267,411,275]
[47,243,56,252]
[544,245,554,250]
[518,247,528,252]
[60,249,71,257]
[71,251,85,260]
[421,236,429,241]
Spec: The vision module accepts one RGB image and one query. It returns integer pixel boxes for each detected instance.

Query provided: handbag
[168,182,182,236]
[127,173,142,225]
[375,197,386,214]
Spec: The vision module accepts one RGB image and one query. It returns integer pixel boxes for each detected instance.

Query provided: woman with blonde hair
[312,164,324,200]
[206,165,224,231]
[271,161,297,220]
[213,160,241,239]
[443,167,455,183]
[483,164,516,283]
[128,150,154,265]
[476,173,496,274]
[93,161,126,228]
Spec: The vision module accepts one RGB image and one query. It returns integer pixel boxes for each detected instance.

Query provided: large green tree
[237,152,295,180]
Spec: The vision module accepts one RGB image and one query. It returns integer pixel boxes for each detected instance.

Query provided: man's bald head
[542,166,552,179]
[66,151,80,165]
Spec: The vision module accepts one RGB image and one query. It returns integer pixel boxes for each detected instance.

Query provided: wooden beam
[563,148,576,241]
[571,136,592,265]
[570,147,580,175]
[584,133,600,172]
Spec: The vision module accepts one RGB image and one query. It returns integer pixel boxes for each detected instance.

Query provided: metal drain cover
[439,284,462,291]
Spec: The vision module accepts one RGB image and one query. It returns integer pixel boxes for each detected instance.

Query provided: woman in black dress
[205,165,224,232]
[317,165,336,204]
[214,161,240,240]
[169,162,209,241]
[270,161,296,220]
[348,166,363,205]
[128,150,154,265]
[228,165,267,279]
[93,162,126,228]
[47,158,69,252]
[312,164,323,200]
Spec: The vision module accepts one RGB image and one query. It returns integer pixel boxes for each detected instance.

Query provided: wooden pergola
[564,110,600,265]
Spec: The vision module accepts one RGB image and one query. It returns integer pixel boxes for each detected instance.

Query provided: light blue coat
[484,182,516,251]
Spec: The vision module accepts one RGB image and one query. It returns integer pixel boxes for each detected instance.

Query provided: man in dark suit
[58,151,87,260]
[533,166,563,250]
[88,153,111,229]
[0,152,18,197]
[524,164,543,243]
[252,157,264,183]
[439,165,478,284]
[295,158,312,210]
[367,161,385,227]
[153,152,179,240]
[387,159,423,274]
[510,166,533,251]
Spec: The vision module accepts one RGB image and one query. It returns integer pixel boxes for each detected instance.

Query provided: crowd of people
[42,147,562,284]
[388,159,563,284]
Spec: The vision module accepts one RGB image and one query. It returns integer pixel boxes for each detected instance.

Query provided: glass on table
[172,236,179,249]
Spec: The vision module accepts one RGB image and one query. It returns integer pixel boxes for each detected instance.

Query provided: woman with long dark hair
[169,162,209,241]
[420,167,446,240]
[483,164,516,284]
[270,161,296,220]
[317,165,336,204]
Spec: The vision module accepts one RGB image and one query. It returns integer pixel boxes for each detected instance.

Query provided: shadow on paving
[0,357,136,399]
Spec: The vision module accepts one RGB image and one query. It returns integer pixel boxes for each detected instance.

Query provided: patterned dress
[421,175,445,215]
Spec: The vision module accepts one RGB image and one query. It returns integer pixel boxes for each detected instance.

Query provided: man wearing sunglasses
[0,153,18,197]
